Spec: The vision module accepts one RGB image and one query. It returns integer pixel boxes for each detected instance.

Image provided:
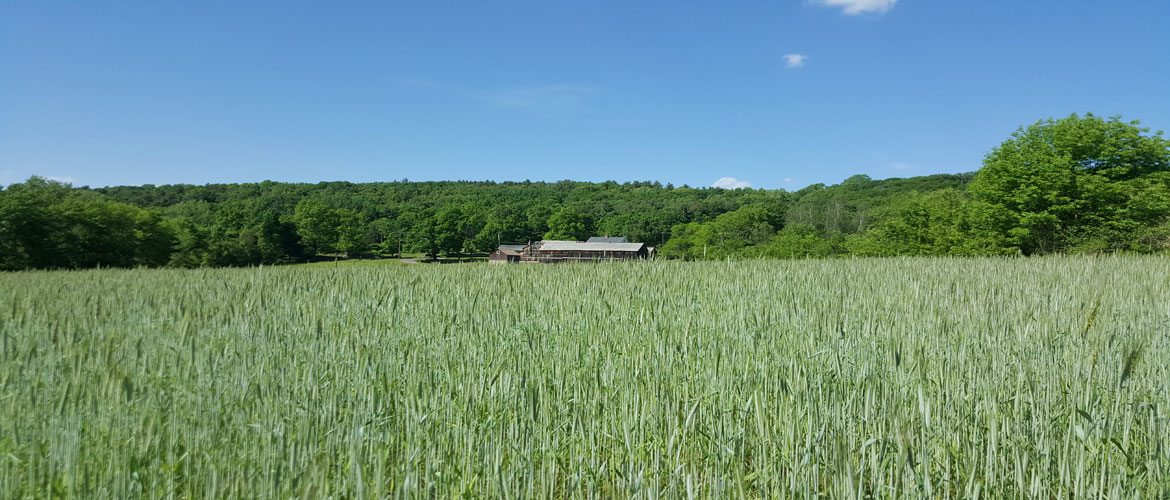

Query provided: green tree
[659,222,710,260]
[367,217,398,255]
[409,212,441,259]
[133,210,178,267]
[293,200,339,255]
[165,217,211,267]
[845,190,1015,256]
[746,224,839,259]
[543,207,592,241]
[334,208,369,255]
[1117,173,1170,252]
[705,205,778,251]
[59,199,141,267]
[661,205,779,260]
[969,113,1170,254]
[471,212,527,253]
[293,199,366,256]
[0,177,71,269]
[434,205,466,257]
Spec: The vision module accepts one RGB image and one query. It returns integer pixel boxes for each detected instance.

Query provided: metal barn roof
[586,236,629,243]
[536,241,645,252]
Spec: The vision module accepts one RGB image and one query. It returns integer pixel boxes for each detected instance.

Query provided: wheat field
[1,257,1168,498]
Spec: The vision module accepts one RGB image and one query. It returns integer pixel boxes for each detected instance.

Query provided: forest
[1,113,1167,270]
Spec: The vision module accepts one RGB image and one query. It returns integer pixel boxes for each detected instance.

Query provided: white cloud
[784,177,794,183]
[889,162,914,171]
[783,54,807,69]
[712,177,752,189]
[46,175,76,184]
[817,0,897,15]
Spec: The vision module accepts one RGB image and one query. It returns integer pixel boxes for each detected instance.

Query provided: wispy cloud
[816,0,897,15]
[394,77,594,113]
[46,175,76,184]
[712,177,752,189]
[391,76,465,97]
[783,177,794,183]
[482,85,593,112]
[889,162,914,171]
[783,54,807,69]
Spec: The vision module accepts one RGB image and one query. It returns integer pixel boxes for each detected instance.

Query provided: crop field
[1,257,1168,498]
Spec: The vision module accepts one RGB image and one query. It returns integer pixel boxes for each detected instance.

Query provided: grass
[283,256,488,269]
[283,258,415,269]
[1,256,1168,498]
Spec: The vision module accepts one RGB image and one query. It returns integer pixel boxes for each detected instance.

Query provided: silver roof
[533,240,572,249]
[536,241,645,252]
[586,236,628,243]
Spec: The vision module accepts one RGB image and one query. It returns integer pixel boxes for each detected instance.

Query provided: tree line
[662,114,1170,259]
[1,113,1167,270]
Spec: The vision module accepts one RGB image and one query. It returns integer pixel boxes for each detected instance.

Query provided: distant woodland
[2,113,1168,270]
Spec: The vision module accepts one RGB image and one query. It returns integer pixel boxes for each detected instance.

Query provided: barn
[522,240,649,263]
[489,244,525,264]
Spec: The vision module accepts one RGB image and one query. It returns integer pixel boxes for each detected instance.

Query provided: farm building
[489,244,525,264]
[522,240,649,263]
[585,236,628,243]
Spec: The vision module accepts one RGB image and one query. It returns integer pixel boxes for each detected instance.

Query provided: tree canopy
[969,113,1170,254]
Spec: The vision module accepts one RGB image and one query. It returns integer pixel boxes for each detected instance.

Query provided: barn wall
[521,249,646,263]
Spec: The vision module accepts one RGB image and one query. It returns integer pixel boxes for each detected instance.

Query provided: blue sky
[2,1,1168,190]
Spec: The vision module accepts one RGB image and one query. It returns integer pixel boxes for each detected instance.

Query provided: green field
[2,257,1168,498]
[282,258,416,269]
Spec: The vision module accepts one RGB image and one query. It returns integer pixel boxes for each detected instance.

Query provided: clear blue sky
[2,1,1168,190]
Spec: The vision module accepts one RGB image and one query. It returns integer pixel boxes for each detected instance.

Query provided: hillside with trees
[1,114,1167,270]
